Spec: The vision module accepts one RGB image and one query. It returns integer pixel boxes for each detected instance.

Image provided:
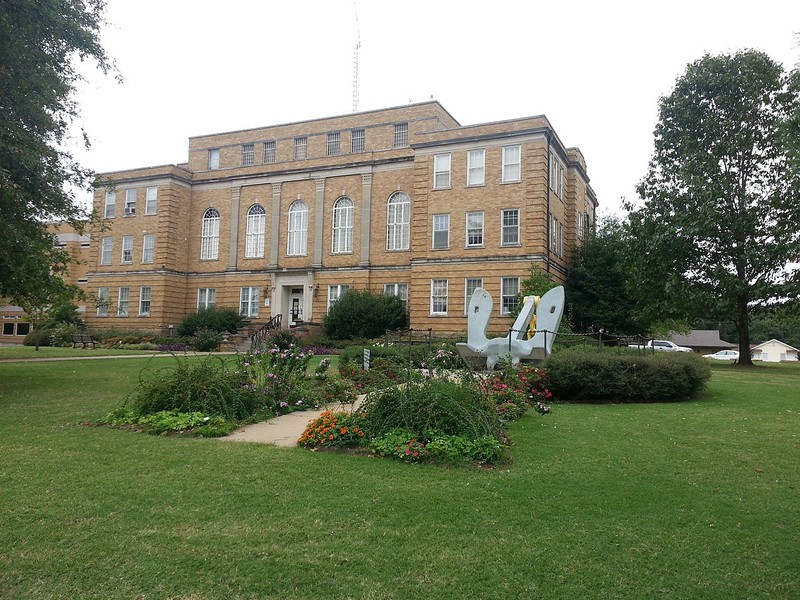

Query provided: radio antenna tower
[352,1,361,112]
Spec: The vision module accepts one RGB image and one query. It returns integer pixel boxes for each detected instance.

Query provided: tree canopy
[628,50,800,365]
[0,0,113,306]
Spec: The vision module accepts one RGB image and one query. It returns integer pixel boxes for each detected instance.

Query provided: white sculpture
[456,286,565,370]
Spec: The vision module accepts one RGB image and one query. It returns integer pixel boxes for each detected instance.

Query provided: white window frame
[501,209,520,246]
[139,286,151,316]
[97,287,109,317]
[332,197,354,254]
[263,141,276,164]
[124,189,136,215]
[467,149,485,186]
[117,287,130,317]
[100,237,113,265]
[197,288,216,309]
[245,204,266,258]
[208,148,220,170]
[201,208,220,260]
[121,235,133,264]
[433,153,451,189]
[104,191,116,218]
[502,145,521,183]
[239,287,260,318]
[384,283,408,306]
[550,154,565,197]
[327,284,350,311]
[386,191,410,251]
[287,200,308,256]
[145,186,157,215]
[327,132,341,156]
[577,213,585,240]
[432,213,450,250]
[294,137,308,160]
[393,123,408,148]
[501,277,520,316]
[242,143,255,167]
[466,211,484,247]
[142,234,155,264]
[465,278,483,313]
[351,129,365,153]
[430,279,448,315]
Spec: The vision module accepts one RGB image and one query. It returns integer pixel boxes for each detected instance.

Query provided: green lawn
[1,358,798,599]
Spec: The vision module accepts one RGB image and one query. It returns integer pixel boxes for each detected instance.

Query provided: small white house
[751,339,799,363]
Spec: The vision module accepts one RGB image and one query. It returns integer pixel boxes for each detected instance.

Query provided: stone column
[269,183,281,269]
[312,177,325,268]
[228,186,241,270]
[359,172,373,266]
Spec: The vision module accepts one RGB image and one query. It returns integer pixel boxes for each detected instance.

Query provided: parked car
[628,340,693,353]
[702,349,739,361]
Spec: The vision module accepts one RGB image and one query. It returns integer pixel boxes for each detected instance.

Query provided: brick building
[1,101,596,343]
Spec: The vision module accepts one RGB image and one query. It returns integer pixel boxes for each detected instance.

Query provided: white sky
[71,0,800,216]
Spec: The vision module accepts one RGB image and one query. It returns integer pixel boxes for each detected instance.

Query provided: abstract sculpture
[456,286,565,370]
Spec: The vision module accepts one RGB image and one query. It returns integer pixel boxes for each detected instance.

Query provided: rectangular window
[239,287,259,318]
[294,137,307,160]
[577,213,584,240]
[433,153,451,189]
[16,323,30,336]
[551,216,559,253]
[208,148,220,170]
[242,143,255,166]
[466,212,484,247]
[502,209,520,245]
[121,235,133,264]
[559,221,564,257]
[430,279,448,315]
[502,145,521,182]
[2,322,13,336]
[327,284,350,311]
[384,283,409,306]
[393,123,408,148]
[465,277,483,313]
[432,214,450,249]
[139,286,151,316]
[104,191,116,218]
[501,277,520,315]
[467,149,485,186]
[145,186,157,215]
[117,287,130,317]
[97,287,109,317]
[351,129,365,153]
[100,237,113,265]
[327,132,340,156]
[142,234,155,263]
[550,154,565,197]
[197,288,216,309]
[124,189,136,215]
[263,141,276,163]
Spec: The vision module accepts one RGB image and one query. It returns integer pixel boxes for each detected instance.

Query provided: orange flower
[329,434,334,440]
[340,427,348,435]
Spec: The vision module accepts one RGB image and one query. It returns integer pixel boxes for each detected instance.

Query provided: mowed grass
[0,358,798,599]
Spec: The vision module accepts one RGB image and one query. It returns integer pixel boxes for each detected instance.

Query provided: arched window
[386,191,410,250]
[287,200,308,256]
[245,204,266,258]
[332,196,354,253]
[200,208,220,260]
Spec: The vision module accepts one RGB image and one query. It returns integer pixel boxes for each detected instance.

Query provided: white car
[702,350,739,361]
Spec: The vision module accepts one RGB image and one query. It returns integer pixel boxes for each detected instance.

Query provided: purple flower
[279,401,288,407]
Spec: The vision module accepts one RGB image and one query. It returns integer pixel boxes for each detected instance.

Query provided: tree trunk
[737,297,752,366]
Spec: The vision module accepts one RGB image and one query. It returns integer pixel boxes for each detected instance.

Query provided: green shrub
[23,328,54,347]
[42,302,84,329]
[191,328,222,352]
[177,306,244,337]
[50,322,80,347]
[321,290,408,340]
[297,410,368,448]
[544,347,711,403]
[338,344,430,370]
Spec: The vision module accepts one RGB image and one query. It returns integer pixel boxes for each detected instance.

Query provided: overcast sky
[71,0,800,216]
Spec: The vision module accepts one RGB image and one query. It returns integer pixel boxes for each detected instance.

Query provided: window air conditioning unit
[124,207,136,215]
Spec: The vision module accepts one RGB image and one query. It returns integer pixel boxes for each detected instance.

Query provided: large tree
[629,50,800,365]
[0,0,112,306]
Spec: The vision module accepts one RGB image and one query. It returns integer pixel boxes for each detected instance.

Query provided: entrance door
[290,287,304,325]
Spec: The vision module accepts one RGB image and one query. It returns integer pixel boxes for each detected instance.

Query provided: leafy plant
[176,306,245,337]
[191,328,223,352]
[297,411,368,448]
[240,337,315,412]
[322,290,408,340]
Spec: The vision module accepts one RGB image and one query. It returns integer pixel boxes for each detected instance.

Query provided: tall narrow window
[117,287,130,317]
[142,234,155,263]
[327,284,350,311]
[100,237,113,265]
[201,208,220,260]
[263,141,276,163]
[393,123,408,148]
[121,235,133,264]
[239,287,259,317]
[327,132,341,156]
[104,191,115,218]
[287,200,308,256]
[384,283,409,306]
[465,278,483,313]
[432,214,450,249]
[245,204,266,258]
[467,149,486,186]
[501,209,520,246]
[145,186,157,214]
[386,191,410,250]
[577,213,585,240]
[550,154,565,197]
[97,287,109,317]
[294,137,308,160]
[433,153,451,189]
[124,189,136,215]
[242,143,255,166]
[550,215,559,253]
[430,279,448,315]
[139,286,152,316]
[466,212,484,247]
[332,196,354,253]
[351,128,365,153]
[197,288,216,309]
[501,277,520,315]
[502,145,521,182]
[208,148,220,170]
